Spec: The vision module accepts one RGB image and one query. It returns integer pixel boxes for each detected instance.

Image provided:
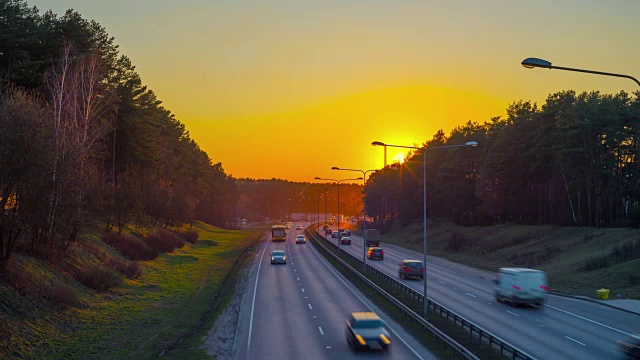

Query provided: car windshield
[272,251,284,256]
[296,236,304,239]
[354,319,384,328]
[406,262,423,268]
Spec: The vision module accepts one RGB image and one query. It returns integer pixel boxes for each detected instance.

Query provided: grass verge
[307,229,502,360]
[0,221,268,360]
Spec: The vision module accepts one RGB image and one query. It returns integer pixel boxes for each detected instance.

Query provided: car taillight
[540,285,549,291]
[513,285,521,290]
[421,268,425,272]
[380,251,384,255]
[404,267,411,272]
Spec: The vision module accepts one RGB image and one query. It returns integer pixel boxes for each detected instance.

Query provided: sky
[29,0,640,182]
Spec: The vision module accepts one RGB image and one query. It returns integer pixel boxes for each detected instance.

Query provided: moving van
[494,268,548,307]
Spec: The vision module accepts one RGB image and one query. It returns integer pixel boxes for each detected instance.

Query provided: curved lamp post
[371,140,478,319]
[331,167,375,272]
[315,176,362,254]
[521,57,640,87]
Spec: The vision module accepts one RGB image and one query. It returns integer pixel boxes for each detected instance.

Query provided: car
[340,236,351,245]
[296,225,303,230]
[331,231,340,239]
[340,232,348,239]
[295,235,306,244]
[494,268,548,307]
[285,223,291,229]
[345,312,390,351]
[367,247,384,260]
[325,228,332,235]
[323,224,330,230]
[398,260,424,280]
[345,229,352,236]
[618,334,640,359]
[270,250,286,264]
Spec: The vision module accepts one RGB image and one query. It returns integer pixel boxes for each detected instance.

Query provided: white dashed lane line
[438,280,446,284]
[466,293,476,298]
[506,310,519,317]
[318,327,324,335]
[301,288,305,293]
[308,304,313,310]
[565,336,586,346]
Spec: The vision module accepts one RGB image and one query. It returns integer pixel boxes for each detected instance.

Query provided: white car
[295,235,306,244]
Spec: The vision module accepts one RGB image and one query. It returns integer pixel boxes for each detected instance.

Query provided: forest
[365,92,640,232]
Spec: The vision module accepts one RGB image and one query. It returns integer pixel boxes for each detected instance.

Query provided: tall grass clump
[144,229,185,253]
[103,232,158,260]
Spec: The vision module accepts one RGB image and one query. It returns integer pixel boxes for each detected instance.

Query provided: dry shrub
[145,229,185,253]
[74,264,121,291]
[4,258,79,308]
[103,232,158,260]
[106,258,142,279]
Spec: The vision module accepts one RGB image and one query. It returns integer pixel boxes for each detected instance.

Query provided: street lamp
[372,140,478,319]
[315,176,363,254]
[331,167,376,272]
[521,57,640,87]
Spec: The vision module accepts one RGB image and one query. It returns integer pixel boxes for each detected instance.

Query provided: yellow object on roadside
[596,288,610,300]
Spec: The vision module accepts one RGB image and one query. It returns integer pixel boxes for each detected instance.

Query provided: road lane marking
[565,336,586,346]
[247,241,269,358]
[297,277,300,281]
[318,327,324,335]
[308,304,313,310]
[438,280,446,284]
[466,293,476,298]
[545,304,633,336]
[302,288,305,293]
[506,310,520,317]
[429,263,455,273]
[308,238,425,360]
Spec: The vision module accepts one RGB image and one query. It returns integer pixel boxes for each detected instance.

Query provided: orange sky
[31,1,640,181]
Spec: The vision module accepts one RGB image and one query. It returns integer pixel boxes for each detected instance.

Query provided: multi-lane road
[233,223,435,360]
[328,230,639,360]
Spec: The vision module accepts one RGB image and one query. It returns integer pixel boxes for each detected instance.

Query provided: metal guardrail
[307,226,537,360]
[305,227,480,360]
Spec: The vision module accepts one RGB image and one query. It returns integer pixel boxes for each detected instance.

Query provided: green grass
[0,221,268,360]
[380,219,640,299]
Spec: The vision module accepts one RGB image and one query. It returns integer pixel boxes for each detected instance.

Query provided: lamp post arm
[550,65,640,87]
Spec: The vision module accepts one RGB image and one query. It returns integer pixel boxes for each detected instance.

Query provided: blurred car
[367,247,384,260]
[398,260,424,280]
[332,231,340,239]
[345,229,352,236]
[340,232,348,239]
[618,334,640,359]
[296,225,303,230]
[345,312,390,351]
[325,228,332,235]
[295,235,306,244]
[270,250,286,264]
[340,236,351,245]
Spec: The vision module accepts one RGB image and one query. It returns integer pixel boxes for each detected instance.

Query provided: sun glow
[393,153,405,164]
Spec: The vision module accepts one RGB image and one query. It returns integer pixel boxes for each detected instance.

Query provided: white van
[494,268,548,307]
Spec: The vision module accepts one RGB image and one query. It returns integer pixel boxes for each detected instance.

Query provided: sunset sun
[393,153,405,164]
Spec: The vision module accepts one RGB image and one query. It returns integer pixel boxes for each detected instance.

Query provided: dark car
[323,224,330,230]
[367,247,384,260]
[332,231,340,239]
[340,232,348,239]
[295,235,306,244]
[325,227,332,235]
[345,229,352,236]
[399,260,424,280]
[345,312,390,351]
[618,334,640,359]
[270,250,286,264]
[340,236,351,245]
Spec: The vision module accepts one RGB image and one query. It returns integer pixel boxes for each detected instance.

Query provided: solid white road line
[565,336,586,346]
[466,293,476,298]
[506,310,520,317]
[308,304,313,310]
[247,241,269,358]
[319,327,324,335]
[546,304,633,336]
[308,237,425,360]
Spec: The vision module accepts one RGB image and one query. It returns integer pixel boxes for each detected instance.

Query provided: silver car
[270,250,286,264]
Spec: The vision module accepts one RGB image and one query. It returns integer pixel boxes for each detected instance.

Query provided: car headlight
[283,256,286,260]
[271,257,275,261]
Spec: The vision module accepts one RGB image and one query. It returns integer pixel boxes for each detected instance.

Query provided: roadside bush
[630,205,640,228]
[144,229,185,253]
[74,265,122,291]
[4,259,79,308]
[103,232,158,261]
[108,258,142,279]
[610,239,640,263]
[446,231,469,252]
[172,230,198,244]
[583,255,609,271]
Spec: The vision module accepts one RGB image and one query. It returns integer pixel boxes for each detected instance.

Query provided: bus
[271,225,287,242]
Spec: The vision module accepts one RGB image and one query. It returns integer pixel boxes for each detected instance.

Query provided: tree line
[365,90,640,230]
[0,0,237,270]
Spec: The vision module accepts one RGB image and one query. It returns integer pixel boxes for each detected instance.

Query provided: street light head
[331,167,340,170]
[371,141,386,147]
[465,141,479,147]
[356,177,363,180]
[521,57,552,69]
[314,177,321,180]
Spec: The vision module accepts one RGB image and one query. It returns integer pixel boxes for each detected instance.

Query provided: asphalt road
[233,223,435,360]
[328,230,639,360]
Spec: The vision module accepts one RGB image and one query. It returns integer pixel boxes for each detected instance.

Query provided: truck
[365,229,380,247]
[271,225,286,242]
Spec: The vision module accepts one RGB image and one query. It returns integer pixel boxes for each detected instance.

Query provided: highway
[233,223,435,360]
[326,229,639,360]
